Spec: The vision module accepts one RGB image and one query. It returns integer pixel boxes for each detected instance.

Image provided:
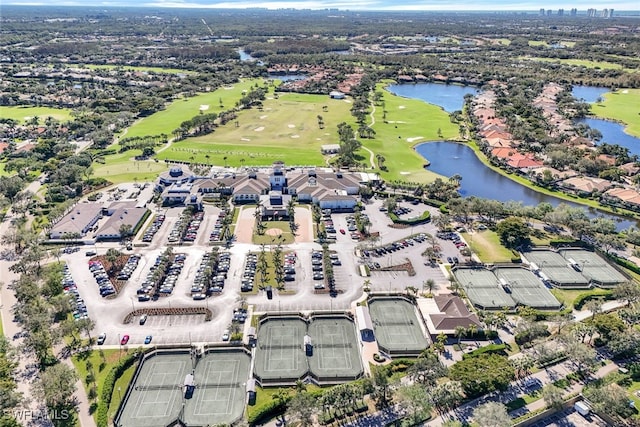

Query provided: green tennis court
[495,268,561,309]
[454,268,515,309]
[116,349,250,427]
[308,318,363,380]
[524,250,588,287]
[254,317,308,383]
[368,298,429,356]
[559,249,627,286]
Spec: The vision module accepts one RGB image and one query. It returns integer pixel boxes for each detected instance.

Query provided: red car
[339,229,346,234]
[120,335,130,345]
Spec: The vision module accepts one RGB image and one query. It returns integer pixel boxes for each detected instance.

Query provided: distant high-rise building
[540,8,545,16]
[570,8,577,16]
[610,9,614,17]
[558,8,564,16]
[602,8,609,17]
[546,9,552,16]
[587,8,597,17]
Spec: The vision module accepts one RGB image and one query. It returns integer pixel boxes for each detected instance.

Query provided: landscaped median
[388,210,431,225]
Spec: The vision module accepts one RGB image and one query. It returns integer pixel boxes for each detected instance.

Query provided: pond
[579,117,640,157]
[416,141,638,229]
[267,74,307,82]
[386,82,478,113]
[572,85,610,103]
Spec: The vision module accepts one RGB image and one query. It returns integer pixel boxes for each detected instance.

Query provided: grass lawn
[591,89,640,137]
[365,82,459,183]
[254,221,295,245]
[0,162,8,177]
[157,89,354,167]
[123,79,265,140]
[247,385,321,422]
[107,362,137,422]
[92,153,170,184]
[505,390,542,411]
[521,56,635,72]
[0,106,72,124]
[461,230,514,263]
[71,349,135,420]
[550,288,599,308]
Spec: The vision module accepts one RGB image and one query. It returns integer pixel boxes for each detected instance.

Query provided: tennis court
[368,298,429,356]
[117,353,191,427]
[254,317,308,383]
[308,318,363,380]
[559,249,627,286]
[116,350,250,427]
[185,349,251,426]
[454,268,515,310]
[495,268,561,309]
[523,250,588,287]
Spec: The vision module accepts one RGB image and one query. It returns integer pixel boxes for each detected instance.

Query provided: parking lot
[59,194,467,346]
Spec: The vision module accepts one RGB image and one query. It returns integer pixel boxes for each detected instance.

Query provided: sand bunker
[398,105,406,109]
[254,127,265,132]
[265,228,283,236]
[400,171,411,175]
[291,135,300,139]
[407,137,424,143]
[288,124,296,128]
[388,121,407,124]
[260,115,268,119]
[224,86,234,90]
[241,138,251,142]
[199,105,209,111]
[622,90,629,94]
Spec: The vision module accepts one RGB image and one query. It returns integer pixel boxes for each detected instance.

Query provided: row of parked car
[282,252,298,283]
[192,251,230,299]
[365,234,428,257]
[182,211,204,242]
[241,253,258,292]
[88,260,116,297]
[142,214,165,243]
[209,210,228,242]
[116,254,141,281]
[62,264,90,320]
[137,253,187,301]
[393,205,413,216]
[437,232,467,249]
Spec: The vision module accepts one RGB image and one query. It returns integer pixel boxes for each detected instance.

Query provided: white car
[97,333,106,345]
[222,329,230,341]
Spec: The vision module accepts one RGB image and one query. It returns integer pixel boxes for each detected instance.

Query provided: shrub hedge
[463,343,507,359]
[388,210,431,225]
[96,353,138,427]
[573,290,614,310]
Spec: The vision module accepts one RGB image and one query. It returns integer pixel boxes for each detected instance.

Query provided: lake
[416,141,638,229]
[386,82,478,113]
[572,85,610,103]
[579,117,640,157]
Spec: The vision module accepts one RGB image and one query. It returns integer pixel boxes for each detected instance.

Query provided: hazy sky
[4,0,638,10]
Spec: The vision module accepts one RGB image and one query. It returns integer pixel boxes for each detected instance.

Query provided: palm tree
[454,326,466,345]
[423,279,436,295]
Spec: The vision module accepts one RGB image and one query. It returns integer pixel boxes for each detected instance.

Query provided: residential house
[559,176,613,195]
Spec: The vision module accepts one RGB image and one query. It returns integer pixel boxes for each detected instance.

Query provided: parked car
[97,333,106,345]
[222,330,230,341]
[120,335,130,345]
[144,335,153,344]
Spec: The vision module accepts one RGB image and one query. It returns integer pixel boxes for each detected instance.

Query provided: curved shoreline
[585,114,640,139]
[414,139,640,221]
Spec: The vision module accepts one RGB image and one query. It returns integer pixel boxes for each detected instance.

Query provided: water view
[386,82,478,113]
[572,85,610,103]
[580,117,640,157]
[416,141,638,229]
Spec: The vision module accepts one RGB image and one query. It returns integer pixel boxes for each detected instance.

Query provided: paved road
[0,179,96,427]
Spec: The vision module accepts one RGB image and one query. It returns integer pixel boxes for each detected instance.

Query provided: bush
[610,256,640,275]
[573,290,614,310]
[462,343,507,359]
[247,398,287,425]
[388,210,431,225]
[96,353,138,427]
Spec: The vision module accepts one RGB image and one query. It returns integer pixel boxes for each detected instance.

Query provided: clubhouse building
[157,163,378,214]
